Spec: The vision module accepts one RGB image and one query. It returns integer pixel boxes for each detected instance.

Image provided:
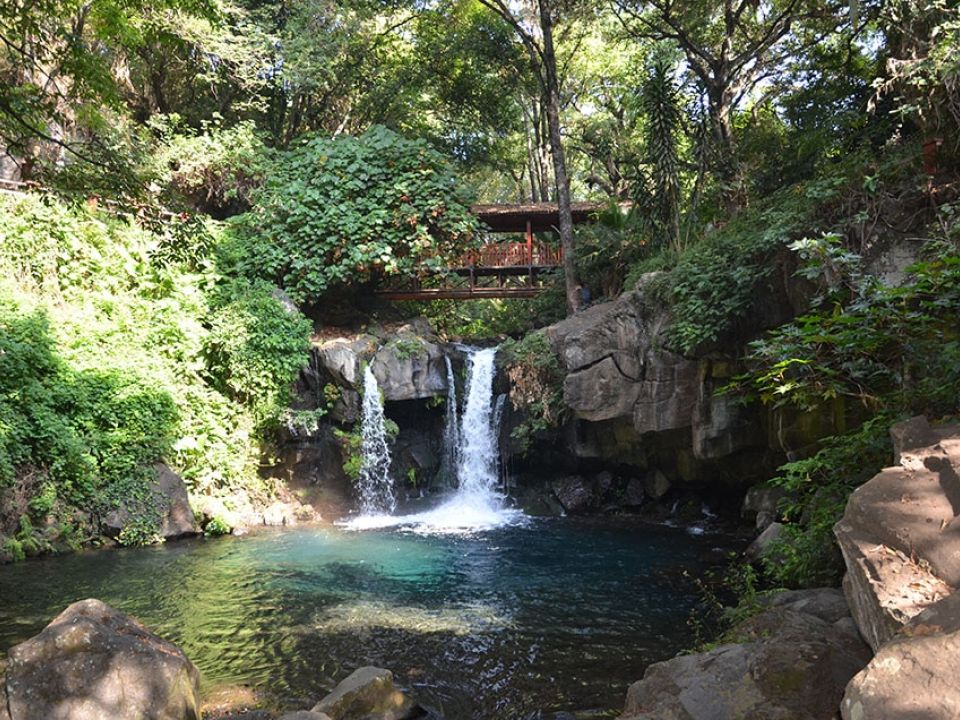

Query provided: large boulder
[834,417,960,651]
[741,482,792,531]
[311,667,420,720]
[4,599,201,720]
[841,591,960,720]
[759,588,854,624]
[744,521,785,562]
[619,605,870,720]
[307,323,451,406]
[551,474,613,515]
[103,463,197,541]
[371,338,448,402]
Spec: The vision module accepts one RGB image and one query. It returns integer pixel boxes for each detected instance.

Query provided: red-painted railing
[455,241,563,269]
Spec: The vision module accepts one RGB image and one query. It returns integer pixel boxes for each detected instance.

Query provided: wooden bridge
[375,201,604,301]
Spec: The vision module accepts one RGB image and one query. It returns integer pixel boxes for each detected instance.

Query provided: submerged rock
[619,604,870,720]
[4,598,201,720]
[311,667,420,720]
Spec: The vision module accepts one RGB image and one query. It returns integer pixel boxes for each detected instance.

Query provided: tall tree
[0,0,216,179]
[613,0,843,214]
[478,0,589,314]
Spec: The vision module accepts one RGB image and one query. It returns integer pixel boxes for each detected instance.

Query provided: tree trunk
[538,0,579,314]
[708,81,743,216]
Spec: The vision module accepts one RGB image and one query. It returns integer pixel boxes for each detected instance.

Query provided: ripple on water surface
[0,518,738,718]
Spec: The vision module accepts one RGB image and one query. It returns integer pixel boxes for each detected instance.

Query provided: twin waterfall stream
[347,347,521,532]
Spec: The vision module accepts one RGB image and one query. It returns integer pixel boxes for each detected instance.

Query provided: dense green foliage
[724,200,960,587]
[499,332,566,454]
[204,282,313,426]
[0,194,311,552]
[226,126,480,303]
[0,0,958,593]
[759,418,894,587]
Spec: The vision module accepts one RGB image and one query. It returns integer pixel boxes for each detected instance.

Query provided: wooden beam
[375,287,542,301]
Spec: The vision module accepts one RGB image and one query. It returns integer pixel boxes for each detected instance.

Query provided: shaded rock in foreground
[619,602,870,720]
[842,591,960,720]
[4,598,200,720]
[312,667,421,720]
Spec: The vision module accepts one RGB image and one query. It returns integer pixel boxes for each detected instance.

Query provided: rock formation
[537,272,806,487]
[3,599,201,720]
[618,588,870,720]
[835,416,960,719]
[311,666,422,720]
[834,416,960,651]
[102,463,198,541]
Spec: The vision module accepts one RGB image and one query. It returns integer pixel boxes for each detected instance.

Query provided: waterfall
[440,355,460,486]
[455,348,499,498]
[344,347,523,533]
[356,365,396,516]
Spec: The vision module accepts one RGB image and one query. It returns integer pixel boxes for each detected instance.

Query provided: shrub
[204,515,232,536]
[0,191,314,549]
[224,125,480,303]
[760,417,893,587]
[499,332,566,454]
[204,282,313,427]
[153,119,271,217]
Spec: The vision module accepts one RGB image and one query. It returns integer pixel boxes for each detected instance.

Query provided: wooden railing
[456,241,563,269]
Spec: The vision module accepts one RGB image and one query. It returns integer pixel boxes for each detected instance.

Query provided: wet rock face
[4,599,201,720]
[619,593,870,720]
[370,340,447,402]
[834,416,960,651]
[550,473,615,515]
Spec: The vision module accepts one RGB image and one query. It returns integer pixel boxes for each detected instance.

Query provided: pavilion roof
[470,201,607,233]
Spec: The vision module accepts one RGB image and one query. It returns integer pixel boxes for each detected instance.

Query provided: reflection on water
[0,518,736,718]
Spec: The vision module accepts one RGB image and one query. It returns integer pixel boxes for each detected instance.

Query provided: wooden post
[923,139,941,176]
[526,219,533,287]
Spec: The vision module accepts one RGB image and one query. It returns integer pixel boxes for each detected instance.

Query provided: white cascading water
[440,355,460,485]
[455,348,498,497]
[345,346,523,533]
[356,365,396,515]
